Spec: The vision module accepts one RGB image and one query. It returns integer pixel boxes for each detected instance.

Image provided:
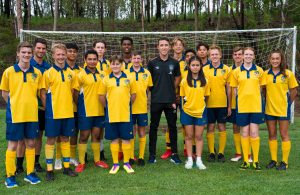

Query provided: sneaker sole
[5,182,18,188]
[24,178,41,185]
[54,167,62,170]
[170,159,181,164]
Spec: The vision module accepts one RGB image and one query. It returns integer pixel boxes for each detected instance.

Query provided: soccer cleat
[148,155,157,164]
[137,158,145,166]
[129,158,135,166]
[170,154,182,164]
[34,163,45,172]
[123,163,135,174]
[252,162,262,171]
[46,171,54,181]
[239,161,250,170]
[183,149,187,157]
[230,154,242,162]
[15,166,24,175]
[54,159,63,170]
[217,153,225,163]
[276,161,288,171]
[100,150,107,161]
[75,164,86,173]
[160,149,172,159]
[63,168,78,177]
[5,176,18,188]
[196,160,207,170]
[109,164,120,174]
[118,152,123,161]
[185,160,193,169]
[70,158,79,167]
[208,153,216,162]
[266,160,277,169]
[24,172,41,185]
[248,155,253,163]
[94,161,109,169]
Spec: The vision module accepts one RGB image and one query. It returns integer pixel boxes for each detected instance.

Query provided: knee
[185,133,193,141]
[195,135,203,141]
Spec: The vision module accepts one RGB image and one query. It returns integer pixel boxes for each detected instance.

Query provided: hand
[172,103,177,109]
[227,107,232,117]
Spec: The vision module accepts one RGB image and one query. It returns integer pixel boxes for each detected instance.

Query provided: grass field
[0,110,300,194]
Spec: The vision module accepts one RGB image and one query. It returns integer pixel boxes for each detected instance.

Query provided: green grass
[0,110,300,194]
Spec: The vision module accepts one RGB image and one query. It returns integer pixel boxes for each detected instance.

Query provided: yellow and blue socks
[56,142,62,160]
[110,143,119,164]
[45,144,55,171]
[122,142,131,163]
[70,144,77,159]
[61,141,70,168]
[6,150,16,177]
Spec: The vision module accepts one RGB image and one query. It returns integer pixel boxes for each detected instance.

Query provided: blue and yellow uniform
[84,58,110,75]
[202,59,211,67]
[0,64,42,140]
[180,78,210,125]
[264,69,298,120]
[227,64,238,124]
[122,61,133,71]
[41,64,78,137]
[179,60,188,79]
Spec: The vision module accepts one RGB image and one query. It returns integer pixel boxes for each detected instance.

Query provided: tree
[98,0,104,31]
[156,0,161,20]
[4,0,10,17]
[16,0,23,36]
[145,0,150,22]
[195,0,198,31]
[53,0,58,31]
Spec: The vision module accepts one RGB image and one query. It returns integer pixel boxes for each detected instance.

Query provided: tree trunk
[53,0,58,31]
[16,0,22,36]
[156,0,161,20]
[27,0,30,29]
[4,0,10,17]
[240,0,244,29]
[0,0,3,14]
[23,0,28,26]
[141,0,145,31]
[150,0,153,18]
[194,0,198,31]
[99,0,104,31]
[130,0,135,19]
[50,0,54,18]
[146,0,150,22]
[213,0,223,44]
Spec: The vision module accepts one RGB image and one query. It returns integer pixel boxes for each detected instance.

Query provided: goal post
[20,27,298,123]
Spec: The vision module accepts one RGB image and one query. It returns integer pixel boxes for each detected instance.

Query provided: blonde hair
[172,37,186,47]
[51,43,67,54]
[209,45,222,55]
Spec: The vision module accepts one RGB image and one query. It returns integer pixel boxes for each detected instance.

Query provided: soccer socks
[56,142,62,159]
[206,132,215,154]
[165,131,171,150]
[139,136,146,159]
[130,137,135,159]
[282,141,291,164]
[6,150,16,177]
[268,140,278,162]
[250,137,260,163]
[91,142,100,162]
[122,142,131,163]
[45,144,55,171]
[218,131,226,154]
[241,136,249,162]
[61,141,70,169]
[70,144,77,159]
[110,143,119,164]
[233,133,242,155]
[78,143,87,164]
[25,148,35,175]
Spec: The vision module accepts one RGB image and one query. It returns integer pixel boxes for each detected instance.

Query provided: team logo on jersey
[124,79,130,86]
[221,69,226,75]
[281,75,287,82]
[142,74,148,80]
[68,74,72,80]
[31,73,37,81]
[169,64,174,71]
[155,66,159,70]
[254,70,260,77]
[100,74,105,79]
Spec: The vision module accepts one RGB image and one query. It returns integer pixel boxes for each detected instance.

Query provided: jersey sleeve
[41,70,50,90]
[71,71,79,90]
[230,69,238,88]
[147,71,153,88]
[288,70,299,89]
[73,72,81,91]
[130,76,137,95]
[259,68,267,86]
[0,68,9,91]
[98,76,107,95]
[37,70,43,90]
[204,80,211,96]
[179,80,185,97]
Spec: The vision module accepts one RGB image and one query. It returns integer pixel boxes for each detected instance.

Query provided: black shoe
[15,166,24,175]
[137,158,145,166]
[276,161,288,171]
[266,160,277,169]
[208,153,215,162]
[46,171,54,181]
[148,155,157,164]
[100,151,107,161]
[217,153,225,163]
[170,153,182,164]
[34,163,45,172]
[253,162,262,171]
[129,158,135,166]
[63,168,78,177]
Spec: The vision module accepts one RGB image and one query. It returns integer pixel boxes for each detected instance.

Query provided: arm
[99,95,106,108]
[174,76,181,89]
[1,90,9,103]
[226,82,232,116]
[40,88,47,109]
[131,93,136,104]
[73,89,79,106]
[290,88,298,103]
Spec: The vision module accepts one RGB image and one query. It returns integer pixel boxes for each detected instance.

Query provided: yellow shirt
[264,69,298,117]
[76,67,106,117]
[203,63,229,108]
[228,65,239,109]
[84,59,110,75]
[42,64,78,119]
[0,64,42,123]
[67,63,83,112]
[98,71,137,122]
[122,61,133,71]
[230,64,266,113]
[179,61,188,79]
[125,66,153,114]
[180,78,210,118]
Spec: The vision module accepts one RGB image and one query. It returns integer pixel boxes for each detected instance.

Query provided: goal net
[20,27,298,122]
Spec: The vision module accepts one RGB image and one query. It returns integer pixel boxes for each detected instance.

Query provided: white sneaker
[70,158,79,167]
[249,155,253,163]
[185,160,193,169]
[196,160,206,170]
[230,154,242,162]
[54,159,62,170]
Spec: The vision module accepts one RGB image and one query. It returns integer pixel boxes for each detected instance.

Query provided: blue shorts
[78,116,105,130]
[45,118,75,137]
[227,109,237,124]
[132,114,148,126]
[236,112,265,126]
[265,114,290,121]
[180,109,207,126]
[207,107,227,124]
[105,122,133,140]
[6,122,39,141]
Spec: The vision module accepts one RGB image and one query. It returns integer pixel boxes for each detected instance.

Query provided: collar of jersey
[85,66,99,74]
[65,62,80,70]
[109,71,127,79]
[100,58,107,64]
[129,66,145,73]
[240,63,257,71]
[30,57,49,67]
[14,63,34,73]
[267,68,282,76]
[209,62,224,69]
[53,64,68,71]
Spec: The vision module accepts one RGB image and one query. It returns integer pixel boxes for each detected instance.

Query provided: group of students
[1,35,298,188]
